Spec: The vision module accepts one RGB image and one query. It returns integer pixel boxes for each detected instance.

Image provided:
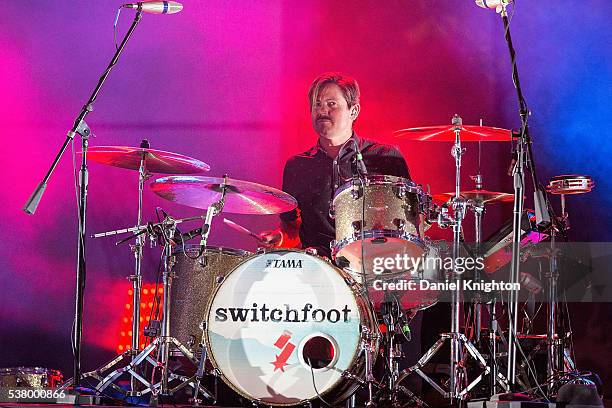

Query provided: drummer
[260,72,411,257]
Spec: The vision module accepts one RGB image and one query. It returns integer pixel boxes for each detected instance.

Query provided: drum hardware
[393,115,492,403]
[475,3,555,393]
[56,144,210,398]
[21,8,149,389]
[62,214,217,404]
[109,215,215,405]
[542,175,593,394]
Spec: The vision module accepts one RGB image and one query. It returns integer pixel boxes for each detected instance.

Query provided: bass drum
[204,249,377,406]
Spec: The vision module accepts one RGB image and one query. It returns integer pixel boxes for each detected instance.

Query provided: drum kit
[15,2,596,406]
[56,111,593,408]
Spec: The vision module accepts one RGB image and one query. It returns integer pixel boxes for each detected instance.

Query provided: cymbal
[150,176,297,215]
[394,125,512,142]
[433,189,514,205]
[84,146,210,174]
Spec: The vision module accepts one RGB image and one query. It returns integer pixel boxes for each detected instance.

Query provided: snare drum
[171,245,250,351]
[331,175,429,278]
[204,250,377,406]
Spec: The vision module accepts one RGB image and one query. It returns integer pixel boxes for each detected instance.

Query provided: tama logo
[266,259,303,268]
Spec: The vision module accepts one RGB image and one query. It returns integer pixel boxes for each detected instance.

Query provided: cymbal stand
[396,115,490,404]
[129,139,151,392]
[449,114,467,401]
[69,216,214,405]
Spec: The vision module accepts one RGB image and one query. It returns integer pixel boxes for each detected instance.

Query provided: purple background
[1,0,611,396]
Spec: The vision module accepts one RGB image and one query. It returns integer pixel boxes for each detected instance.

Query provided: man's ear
[350,103,361,120]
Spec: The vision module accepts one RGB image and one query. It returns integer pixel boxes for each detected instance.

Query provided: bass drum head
[205,250,373,406]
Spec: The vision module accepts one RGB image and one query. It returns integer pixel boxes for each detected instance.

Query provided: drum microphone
[181,227,203,242]
[350,139,368,176]
[475,0,512,11]
[122,1,183,14]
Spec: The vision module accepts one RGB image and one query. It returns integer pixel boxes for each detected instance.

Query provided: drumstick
[223,218,261,241]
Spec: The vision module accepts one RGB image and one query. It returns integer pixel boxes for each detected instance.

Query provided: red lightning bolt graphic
[272,342,295,372]
[271,331,295,372]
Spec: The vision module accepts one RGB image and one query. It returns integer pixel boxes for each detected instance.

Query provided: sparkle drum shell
[331,175,428,278]
[0,367,63,388]
[171,245,251,351]
[203,250,377,406]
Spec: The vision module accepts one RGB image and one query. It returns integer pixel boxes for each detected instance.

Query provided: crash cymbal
[433,189,514,205]
[394,125,512,142]
[547,175,594,195]
[150,176,297,215]
[84,146,210,174]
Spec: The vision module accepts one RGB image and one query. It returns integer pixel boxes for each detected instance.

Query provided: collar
[306,132,363,158]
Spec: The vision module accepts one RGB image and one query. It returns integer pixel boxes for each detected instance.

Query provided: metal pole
[450,114,465,401]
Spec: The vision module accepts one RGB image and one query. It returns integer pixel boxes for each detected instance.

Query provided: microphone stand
[496,3,551,391]
[22,10,144,390]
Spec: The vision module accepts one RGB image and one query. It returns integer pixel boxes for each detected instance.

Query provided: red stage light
[117,283,163,352]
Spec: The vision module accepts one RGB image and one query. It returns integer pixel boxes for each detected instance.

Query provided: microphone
[475,0,512,12]
[122,1,183,14]
[180,227,203,242]
[351,138,368,177]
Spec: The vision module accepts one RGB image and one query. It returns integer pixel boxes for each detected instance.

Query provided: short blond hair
[308,72,360,111]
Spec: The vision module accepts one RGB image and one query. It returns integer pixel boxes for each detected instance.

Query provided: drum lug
[351,220,362,234]
[215,275,225,284]
[393,218,405,231]
[305,247,318,256]
[350,183,363,199]
[329,204,335,219]
[394,184,406,199]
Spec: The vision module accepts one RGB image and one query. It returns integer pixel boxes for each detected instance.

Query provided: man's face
[311,83,358,140]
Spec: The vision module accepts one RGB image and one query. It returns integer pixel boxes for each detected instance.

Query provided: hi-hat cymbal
[433,189,514,205]
[394,125,512,142]
[84,146,210,174]
[150,176,297,215]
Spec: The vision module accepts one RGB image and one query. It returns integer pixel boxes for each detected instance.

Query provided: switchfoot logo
[271,330,295,372]
[215,303,352,323]
[265,259,303,268]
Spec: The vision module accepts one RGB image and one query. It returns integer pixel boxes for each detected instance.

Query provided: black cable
[307,357,334,407]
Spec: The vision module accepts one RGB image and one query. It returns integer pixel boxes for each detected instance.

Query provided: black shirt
[280,133,411,257]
